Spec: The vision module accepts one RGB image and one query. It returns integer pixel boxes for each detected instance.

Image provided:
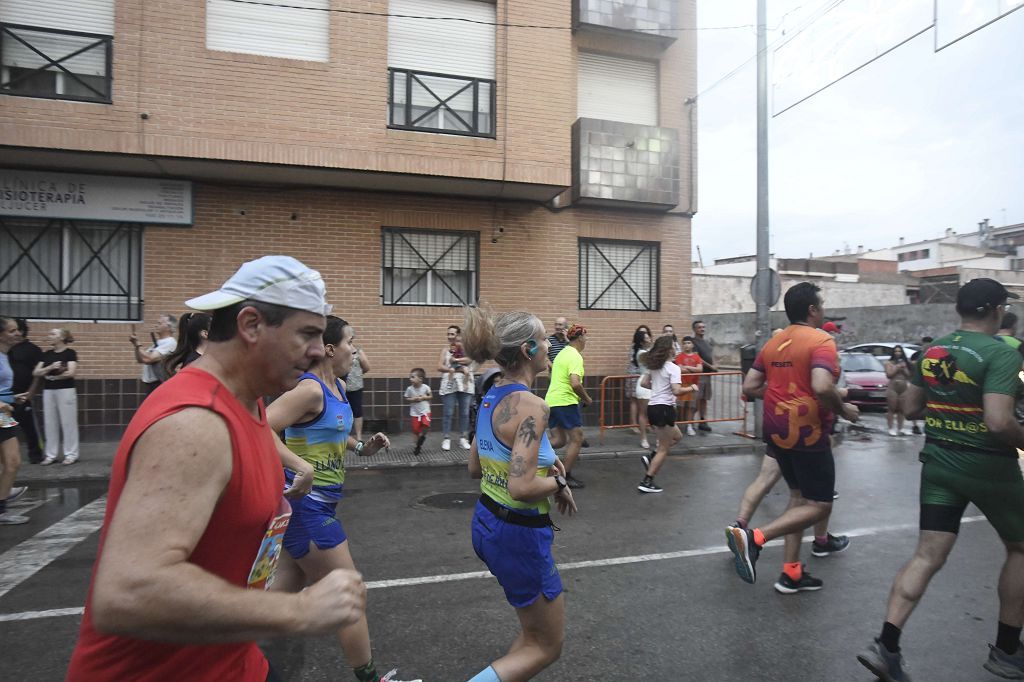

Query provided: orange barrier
[598,371,756,443]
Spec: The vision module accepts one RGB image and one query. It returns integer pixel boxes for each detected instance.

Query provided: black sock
[880,622,902,653]
[416,434,426,447]
[997,621,1022,655]
[353,658,378,682]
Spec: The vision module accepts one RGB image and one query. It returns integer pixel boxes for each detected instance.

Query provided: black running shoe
[857,638,912,681]
[985,642,1024,679]
[637,477,663,493]
[581,439,591,448]
[641,452,653,470]
[725,526,760,584]
[698,423,712,432]
[812,533,850,557]
[911,424,922,435]
[773,568,824,594]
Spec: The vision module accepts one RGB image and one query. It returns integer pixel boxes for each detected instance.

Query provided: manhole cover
[414,492,478,511]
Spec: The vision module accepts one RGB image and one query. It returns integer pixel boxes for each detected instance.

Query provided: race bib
[246,498,291,591]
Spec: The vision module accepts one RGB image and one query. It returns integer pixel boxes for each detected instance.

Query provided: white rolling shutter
[1,0,114,34]
[578,53,659,126]
[1,0,113,77]
[206,0,329,62]
[388,0,495,79]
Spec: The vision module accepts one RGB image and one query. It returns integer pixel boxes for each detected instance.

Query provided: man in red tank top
[67,256,366,682]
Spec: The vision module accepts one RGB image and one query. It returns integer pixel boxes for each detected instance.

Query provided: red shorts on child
[411,414,431,435]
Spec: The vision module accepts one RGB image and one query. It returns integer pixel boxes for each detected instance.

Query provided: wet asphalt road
[0,418,1015,681]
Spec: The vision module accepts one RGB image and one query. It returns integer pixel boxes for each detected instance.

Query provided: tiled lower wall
[35,375,614,443]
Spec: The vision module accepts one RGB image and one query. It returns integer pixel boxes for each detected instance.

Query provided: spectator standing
[546,316,569,365]
[885,345,913,437]
[164,312,211,377]
[9,318,43,463]
[691,320,718,431]
[34,329,79,465]
[662,324,682,356]
[130,314,177,398]
[346,328,371,444]
[627,328,653,447]
[438,325,474,451]
[675,336,703,436]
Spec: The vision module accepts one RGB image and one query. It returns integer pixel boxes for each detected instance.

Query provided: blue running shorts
[283,494,347,559]
[548,404,582,430]
[471,500,563,608]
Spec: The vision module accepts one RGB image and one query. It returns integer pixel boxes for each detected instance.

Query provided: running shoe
[380,670,423,682]
[900,428,913,436]
[0,512,29,525]
[441,438,451,451]
[582,439,591,448]
[698,423,712,432]
[641,452,653,470]
[774,568,823,594]
[4,486,27,503]
[911,424,922,435]
[725,525,760,584]
[459,437,471,450]
[984,642,1024,679]
[686,425,696,436]
[857,638,912,681]
[640,438,650,449]
[566,474,585,490]
[812,533,850,557]
[889,427,899,436]
[637,477,662,493]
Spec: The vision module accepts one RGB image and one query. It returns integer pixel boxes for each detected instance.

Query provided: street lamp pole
[754,0,770,437]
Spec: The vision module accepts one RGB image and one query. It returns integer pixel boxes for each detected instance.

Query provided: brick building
[0,0,696,440]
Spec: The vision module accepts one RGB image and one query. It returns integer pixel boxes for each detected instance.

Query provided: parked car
[840,352,889,407]
[843,342,921,361]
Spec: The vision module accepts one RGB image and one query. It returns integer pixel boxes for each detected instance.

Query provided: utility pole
[755,0,770,348]
[754,0,770,437]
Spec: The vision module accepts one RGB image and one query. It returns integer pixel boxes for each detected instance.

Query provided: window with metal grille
[578,238,659,311]
[0,218,143,320]
[1,24,112,103]
[381,228,478,306]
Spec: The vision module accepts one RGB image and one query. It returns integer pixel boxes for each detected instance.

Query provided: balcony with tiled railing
[572,0,678,43]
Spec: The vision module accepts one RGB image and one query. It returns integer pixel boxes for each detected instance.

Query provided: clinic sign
[0,169,193,225]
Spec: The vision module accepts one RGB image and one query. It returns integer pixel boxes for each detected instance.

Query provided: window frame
[387,67,497,138]
[578,237,661,312]
[380,226,480,307]
[0,23,113,104]
[0,217,144,321]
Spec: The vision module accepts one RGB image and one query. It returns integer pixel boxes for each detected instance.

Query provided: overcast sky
[693,1,1024,265]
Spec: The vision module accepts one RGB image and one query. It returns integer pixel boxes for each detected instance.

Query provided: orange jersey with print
[674,352,703,387]
[752,325,839,452]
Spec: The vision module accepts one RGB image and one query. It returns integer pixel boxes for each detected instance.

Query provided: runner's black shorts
[766,442,835,503]
[647,404,677,428]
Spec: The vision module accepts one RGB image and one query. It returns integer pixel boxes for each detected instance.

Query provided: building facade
[1,0,697,438]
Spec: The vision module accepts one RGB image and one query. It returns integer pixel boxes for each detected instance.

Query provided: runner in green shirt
[544,324,592,489]
[858,278,1024,681]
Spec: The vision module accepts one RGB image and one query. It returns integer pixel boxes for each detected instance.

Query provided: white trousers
[43,388,79,460]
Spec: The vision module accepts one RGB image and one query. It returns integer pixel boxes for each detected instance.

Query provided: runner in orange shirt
[726,282,859,593]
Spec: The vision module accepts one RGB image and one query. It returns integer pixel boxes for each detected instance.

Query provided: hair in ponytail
[462,305,544,371]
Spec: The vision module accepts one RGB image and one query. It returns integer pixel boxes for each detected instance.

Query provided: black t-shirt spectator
[547,334,567,364]
[40,348,78,390]
[8,340,42,393]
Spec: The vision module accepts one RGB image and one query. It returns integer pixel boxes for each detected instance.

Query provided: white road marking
[0,514,987,623]
[0,496,107,601]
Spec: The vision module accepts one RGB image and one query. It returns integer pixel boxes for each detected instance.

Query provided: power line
[217,0,755,32]
[691,0,846,102]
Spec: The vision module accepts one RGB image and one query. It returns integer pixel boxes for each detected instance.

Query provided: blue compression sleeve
[467,665,500,682]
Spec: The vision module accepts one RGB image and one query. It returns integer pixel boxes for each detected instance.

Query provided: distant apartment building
[0,0,697,438]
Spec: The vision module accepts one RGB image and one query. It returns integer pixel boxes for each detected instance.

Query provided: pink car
[841,352,889,408]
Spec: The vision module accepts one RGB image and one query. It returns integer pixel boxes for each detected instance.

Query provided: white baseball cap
[185,255,332,316]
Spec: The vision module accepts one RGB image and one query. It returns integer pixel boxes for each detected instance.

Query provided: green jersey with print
[913,329,1021,471]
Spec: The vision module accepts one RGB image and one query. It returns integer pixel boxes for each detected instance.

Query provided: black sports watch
[553,474,567,492]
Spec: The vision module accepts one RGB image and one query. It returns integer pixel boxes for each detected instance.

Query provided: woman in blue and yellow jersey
[462,307,578,682]
[267,316,417,682]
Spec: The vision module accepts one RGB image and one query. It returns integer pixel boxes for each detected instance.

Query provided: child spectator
[405,368,432,456]
[675,335,703,436]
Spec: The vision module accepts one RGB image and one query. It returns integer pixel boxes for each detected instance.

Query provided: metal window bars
[579,238,660,311]
[388,67,496,138]
[0,23,113,103]
[381,227,479,306]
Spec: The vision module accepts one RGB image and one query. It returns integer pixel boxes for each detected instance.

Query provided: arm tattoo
[494,393,520,426]
[516,415,539,448]
[509,454,528,478]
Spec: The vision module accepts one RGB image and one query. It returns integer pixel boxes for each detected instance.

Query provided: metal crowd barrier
[598,371,756,443]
